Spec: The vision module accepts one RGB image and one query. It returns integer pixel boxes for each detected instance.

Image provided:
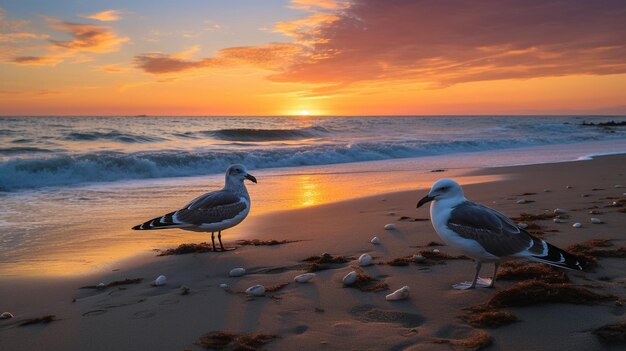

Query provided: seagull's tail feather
[530,239,585,271]
[132,211,187,230]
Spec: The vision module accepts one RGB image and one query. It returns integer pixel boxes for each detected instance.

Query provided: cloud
[11,55,63,65]
[0,8,29,31]
[134,43,301,74]
[97,64,129,73]
[49,21,129,53]
[83,10,122,22]
[270,0,626,87]
[289,0,349,11]
[0,32,48,43]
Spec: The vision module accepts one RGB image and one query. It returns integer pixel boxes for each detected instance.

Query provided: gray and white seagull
[417,178,583,290]
[132,164,257,251]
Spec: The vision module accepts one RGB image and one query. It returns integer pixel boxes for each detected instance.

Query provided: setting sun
[299,110,310,116]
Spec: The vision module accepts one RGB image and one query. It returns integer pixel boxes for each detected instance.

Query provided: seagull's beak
[417,194,435,208]
[245,173,257,183]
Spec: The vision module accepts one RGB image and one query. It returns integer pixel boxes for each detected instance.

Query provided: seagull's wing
[132,190,247,230]
[447,201,583,269]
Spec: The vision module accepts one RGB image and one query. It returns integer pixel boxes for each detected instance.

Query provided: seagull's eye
[440,186,449,191]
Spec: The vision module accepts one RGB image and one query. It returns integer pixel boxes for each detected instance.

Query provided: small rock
[517,223,529,229]
[219,283,228,288]
[370,237,380,245]
[384,223,396,230]
[516,199,529,204]
[180,285,190,295]
[342,271,357,285]
[358,253,373,266]
[245,285,265,296]
[0,312,13,319]
[229,268,246,277]
[294,273,316,283]
[153,275,167,286]
[97,282,106,289]
[385,286,410,301]
[589,210,601,214]
[566,185,573,189]
[554,208,568,215]
[590,218,604,224]
[321,252,332,259]
[553,218,567,223]
[572,223,582,228]
[386,211,396,216]
[381,198,387,202]
[432,249,440,253]
[413,254,426,263]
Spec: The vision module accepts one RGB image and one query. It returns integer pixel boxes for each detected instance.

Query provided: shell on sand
[358,253,373,266]
[384,223,396,230]
[554,208,568,214]
[229,268,246,277]
[371,236,380,245]
[294,273,316,283]
[590,217,603,224]
[516,199,529,204]
[342,271,357,285]
[386,286,410,301]
[153,275,167,286]
[432,249,440,253]
[219,283,228,288]
[0,312,13,319]
[572,222,583,228]
[97,282,106,288]
[245,285,265,296]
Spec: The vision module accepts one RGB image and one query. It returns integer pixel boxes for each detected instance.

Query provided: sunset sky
[1,0,625,116]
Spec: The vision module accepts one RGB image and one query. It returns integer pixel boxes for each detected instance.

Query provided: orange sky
[1,0,625,116]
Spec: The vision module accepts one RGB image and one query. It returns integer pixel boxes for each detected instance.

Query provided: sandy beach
[1,154,625,351]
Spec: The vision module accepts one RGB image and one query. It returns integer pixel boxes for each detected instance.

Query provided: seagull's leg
[489,262,500,288]
[218,231,225,251]
[453,261,482,290]
[211,232,216,252]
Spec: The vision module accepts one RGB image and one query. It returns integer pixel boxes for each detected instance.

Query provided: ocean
[1,115,626,276]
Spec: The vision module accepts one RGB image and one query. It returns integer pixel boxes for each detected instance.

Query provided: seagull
[132,164,257,252]
[417,178,583,290]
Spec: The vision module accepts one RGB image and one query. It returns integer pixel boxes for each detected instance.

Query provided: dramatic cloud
[83,10,122,22]
[270,0,626,87]
[11,55,63,65]
[135,43,301,74]
[49,21,128,53]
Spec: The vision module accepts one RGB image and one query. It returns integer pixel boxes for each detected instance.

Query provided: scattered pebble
[219,283,228,288]
[153,275,167,286]
[413,254,426,263]
[245,285,266,296]
[180,285,190,295]
[386,211,396,216]
[385,286,410,301]
[566,185,573,189]
[381,198,387,202]
[342,271,357,285]
[97,282,106,289]
[572,223,583,228]
[294,273,316,283]
[615,185,624,188]
[432,249,440,253]
[591,218,604,224]
[358,253,373,266]
[554,208,568,215]
[229,268,246,277]
[517,223,529,229]
[370,237,380,245]
[384,223,396,230]
[516,199,529,204]
[589,210,601,215]
[0,312,13,319]
[553,218,567,223]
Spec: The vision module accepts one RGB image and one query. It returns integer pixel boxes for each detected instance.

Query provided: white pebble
[413,254,426,263]
[566,185,573,189]
[553,218,566,223]
[385,286,410,301]
[516,199,529,204]
[386,211,396,216]
[358,253,373,266]
[342,271,357,285]
[384,223,396,230]
[219,283,228,288]
[294,273,316,283]
[0,312,13,319]
[97,282,106,288]
[370,236,380,245]
[229,268,246,277]
[589,210,601,214]
[517,223,529,229]
[553,208,568,215]
[432,249,440,253]
[153,275,167,286]
[572,223,582,228]
[591,218,604,224]
[245,285,265,296]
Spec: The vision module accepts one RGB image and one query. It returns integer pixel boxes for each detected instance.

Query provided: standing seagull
[417,179,583,290]
[132,164,257,252]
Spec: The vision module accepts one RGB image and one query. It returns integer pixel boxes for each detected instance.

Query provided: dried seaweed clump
[19,315,57,327]
[496,262,569,283]
[302,253,351,272]
[487,280,614,308]
[195,331,279,350]
[511,212,556,221]
[593,320,626,345]
[386,256,413,266]
[459,304,518,329]
[158,242,213,256]
[418,250,469,261]
[433,330,492,350]
[567,239,626,268]
[265,283,289,293]
[80,278,143,289]
[347,270,389,292]
[236,239,299,246]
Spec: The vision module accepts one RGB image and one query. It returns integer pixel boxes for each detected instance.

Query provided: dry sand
[1,155,626,350]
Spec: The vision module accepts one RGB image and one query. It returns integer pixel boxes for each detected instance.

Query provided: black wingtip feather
[532,241,585,271]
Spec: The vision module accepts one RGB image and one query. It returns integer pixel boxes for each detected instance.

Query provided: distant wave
[0,134,616,191]
[64,131,167,143]
[0,147,55,155]
[203,126,329,141]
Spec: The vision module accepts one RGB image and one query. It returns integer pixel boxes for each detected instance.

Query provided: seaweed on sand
[195,332,279,350]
